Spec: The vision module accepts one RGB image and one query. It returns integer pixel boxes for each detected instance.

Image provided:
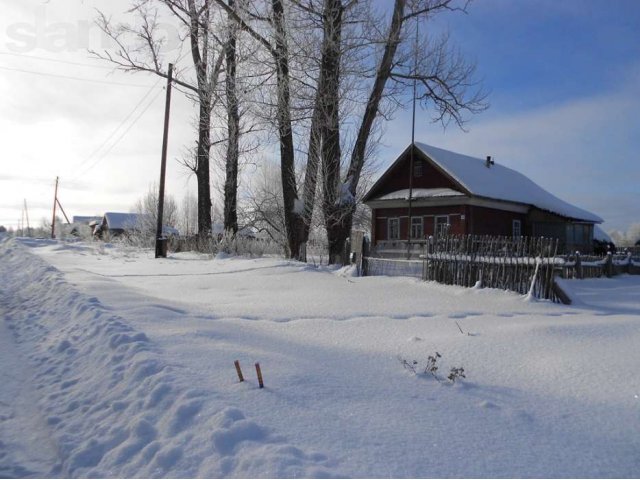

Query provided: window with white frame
[388,218,400,240]
[512,219,522,237]
[411,217,423,239]
[434,215,449,237]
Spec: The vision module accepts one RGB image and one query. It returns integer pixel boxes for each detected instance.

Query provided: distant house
[72,216,102,225]
[94,212,142,238]
[363,143,602,254]
[68,216,103,237]
[95,212,179,239]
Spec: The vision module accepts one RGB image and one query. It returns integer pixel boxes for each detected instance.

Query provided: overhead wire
[0,64,162,88]
[0,50,116,69]
[65,48,194,184]
[67,78,163,176]
[70,85,166,182]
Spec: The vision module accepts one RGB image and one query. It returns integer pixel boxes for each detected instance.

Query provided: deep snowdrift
[0,238,335,478]
[1,236,639,478]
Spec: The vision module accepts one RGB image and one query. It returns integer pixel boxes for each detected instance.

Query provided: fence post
[575,251,582,279]
[423,237,429,280]
[605,252,613,278]
[361,236,369,277]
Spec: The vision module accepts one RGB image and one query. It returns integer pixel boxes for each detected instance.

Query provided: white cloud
[381,65,640,232]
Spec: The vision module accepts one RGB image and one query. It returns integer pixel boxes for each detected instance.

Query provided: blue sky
[382,0,640,233]
[0,0,638,234]
[456,0,640,111]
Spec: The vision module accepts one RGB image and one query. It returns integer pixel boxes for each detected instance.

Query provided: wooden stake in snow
[234,360,244,382]
[255,362,264,388]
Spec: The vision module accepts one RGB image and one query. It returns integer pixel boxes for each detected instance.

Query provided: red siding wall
[374,205,467,241]
[468,206,527,237]
[373,204,527,241]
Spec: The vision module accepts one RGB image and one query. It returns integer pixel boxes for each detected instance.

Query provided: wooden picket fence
[362,234,564,303]
[422,235,562,302]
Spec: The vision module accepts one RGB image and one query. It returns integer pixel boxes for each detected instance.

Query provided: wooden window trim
[388,217,400,240]
[512,219,522,237]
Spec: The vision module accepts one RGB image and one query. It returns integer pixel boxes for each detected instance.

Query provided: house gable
[363,145,468,203]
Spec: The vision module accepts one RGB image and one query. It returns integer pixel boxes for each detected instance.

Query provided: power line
[0,50,115,69]
[65,49,193,183]
[0,64,162,88]
[71,86,165,181]
[67,78,162,175]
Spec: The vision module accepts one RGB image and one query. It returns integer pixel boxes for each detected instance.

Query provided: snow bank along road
[1,236,639,478]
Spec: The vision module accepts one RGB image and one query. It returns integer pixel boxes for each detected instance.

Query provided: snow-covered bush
[171,232,284,258]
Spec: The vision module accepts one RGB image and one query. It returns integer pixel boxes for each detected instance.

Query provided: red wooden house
[363,143,602,254]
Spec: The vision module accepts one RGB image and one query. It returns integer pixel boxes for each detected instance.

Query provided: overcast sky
[1,0,639,233]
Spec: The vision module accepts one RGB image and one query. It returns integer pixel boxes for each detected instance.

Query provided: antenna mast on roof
[406,7,419,259]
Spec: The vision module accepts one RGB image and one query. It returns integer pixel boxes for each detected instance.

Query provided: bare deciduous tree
[316,0,488,263]
[133,182,179,233]
[216,0,487,262]
[92,0,232,237]
[178,192,199,236]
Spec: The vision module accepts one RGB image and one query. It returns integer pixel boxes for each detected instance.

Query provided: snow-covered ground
[1,236,639,478]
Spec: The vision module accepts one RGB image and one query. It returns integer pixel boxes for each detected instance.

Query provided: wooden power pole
[155,63,173,258]
[51,176,59,239]
[23,199,31,237]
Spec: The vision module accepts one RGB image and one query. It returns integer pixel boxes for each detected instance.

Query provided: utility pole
[155,63,173,258]
[23,199,31,237]
[406,14,419,260]
[51,176,59,239]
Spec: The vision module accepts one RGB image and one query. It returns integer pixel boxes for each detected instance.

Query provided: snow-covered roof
[104,212,143,230]
[413,143,602,223]
[593,225,612,243]
[377,188,465,201]
[72,216,102,225]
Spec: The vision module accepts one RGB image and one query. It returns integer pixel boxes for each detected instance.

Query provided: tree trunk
[326,0,406,263]
[272,0,304,259]
[197,101,213,236]
[319,0,344,264]
[300,101,322,244]
[347,0,404,189]
[187,0,213,237]
[224,0,240,234]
